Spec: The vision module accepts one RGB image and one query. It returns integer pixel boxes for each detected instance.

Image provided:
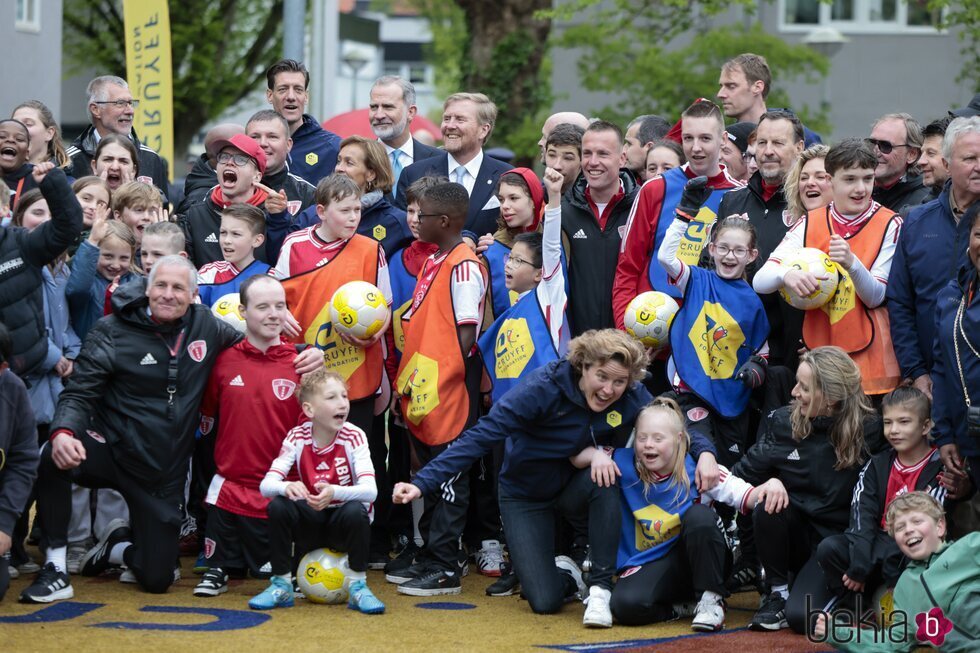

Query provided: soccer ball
[778,247,839,310]
[329,281,389,339]
[624,291,680,349]
[211,293,246,332]
[296,548,354,604]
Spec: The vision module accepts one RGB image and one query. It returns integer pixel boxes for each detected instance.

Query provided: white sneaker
[583,585,613,628]
[119,566,181,585]
[554,555,585,601]
[474,540,505,577]
[66,542,89,575]
[691,595,726,632]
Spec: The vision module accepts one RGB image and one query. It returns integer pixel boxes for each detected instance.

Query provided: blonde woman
[573,397,783,632]
[733,346,886,633]
[393,329,721,627]
[783,144,832,226]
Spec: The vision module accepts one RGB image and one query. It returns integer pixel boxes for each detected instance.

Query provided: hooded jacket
[65,125,170,201]
[413,358,717,502]
[872,172,931,216]
[51,279,242,486]
[0,370,38,537]
[287,115,341,186]
[931,263,980,459]
[733,405,887,537]
[886,182,970,381]
[561,170,638,335]
[0,168,83,377]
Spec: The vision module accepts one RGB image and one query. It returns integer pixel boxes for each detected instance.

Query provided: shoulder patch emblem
[187,340,207,362]
[305,152,318,166]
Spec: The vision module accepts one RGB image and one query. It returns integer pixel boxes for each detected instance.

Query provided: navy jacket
[393,151,513,236]
[412,358,717,502]
[932,264,980,459]
[886,183,970,381]
[287,115,341,186]
[0,370,38,537]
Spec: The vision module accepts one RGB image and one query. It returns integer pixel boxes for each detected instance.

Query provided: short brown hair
[111,181,161,214]
[94,133,140,177]
[825,139,877,176]
[314,174,361,208]
[298,367,347,404]
[340,135,394,194]
[723,54,772,99]
[221,203,266,236]
[681,99,725,131]
[567,329,650,384]
[885,491,944,537]
[266,59,309,90]
[406,175,448,207]
[143,222,185,253]
[444,92,498,143]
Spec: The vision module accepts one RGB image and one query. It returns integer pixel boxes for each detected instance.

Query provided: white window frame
[778,0,944,34]
[15,0,41,33]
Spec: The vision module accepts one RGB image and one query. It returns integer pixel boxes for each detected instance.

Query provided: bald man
[176,123,247,214]
[538,111,590,162]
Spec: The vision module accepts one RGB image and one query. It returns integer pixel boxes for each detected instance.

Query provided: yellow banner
[123,0,174,180]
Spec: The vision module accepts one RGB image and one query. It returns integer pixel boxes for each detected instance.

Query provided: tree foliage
[928,0,980,88]
[63,0,285,158]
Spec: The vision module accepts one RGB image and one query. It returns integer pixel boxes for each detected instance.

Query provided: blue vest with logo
[669,266,768,418]
[646,167,730,299]
[614,449,699,571]
[197,260,271,308]
[478,288,561,402]
[388,247,419,363]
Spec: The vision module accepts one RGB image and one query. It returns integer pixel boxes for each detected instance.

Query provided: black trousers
[204,505,270,575]
[674,392,750,469]
[267,497,370,575]
[386,415,414,542]
[816,531,904,595]
[610,504,731,626]
[37,431,183,593]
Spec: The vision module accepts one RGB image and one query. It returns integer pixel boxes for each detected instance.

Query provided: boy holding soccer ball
[753,139,903,397]
[249,368,383,614]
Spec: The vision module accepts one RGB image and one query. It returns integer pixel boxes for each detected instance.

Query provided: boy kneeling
[249,369,384,614]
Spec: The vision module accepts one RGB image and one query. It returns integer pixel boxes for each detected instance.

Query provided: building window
[780,0,942,32]
[16,0,41,32]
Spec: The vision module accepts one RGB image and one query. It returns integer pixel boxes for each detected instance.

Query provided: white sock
[349,569,366,581]
[701,590,724,604]
[108,542,131,566]
[46,546,68,574]
[772,584,789,599]
[274,573,291,583]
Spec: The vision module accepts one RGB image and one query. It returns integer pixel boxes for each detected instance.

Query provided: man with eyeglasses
[178,134,273,268]
[868,113,931,214]
[65,75,170,201]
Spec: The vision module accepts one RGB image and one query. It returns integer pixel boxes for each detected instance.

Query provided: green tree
[928,0,980,88]
[63,0,285,160]
[551,1,829,132]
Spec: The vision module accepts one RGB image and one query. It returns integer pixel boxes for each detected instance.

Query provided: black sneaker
[726,560,761,593]
[385,559,432,585]
[193,568,229,597]
[80,518,132,576]
[748,591,789,631]
[368,549,390,570]
[396,568,462,596]
[19,563,74,604]
[384,541,422,578]
[485,562,520,597]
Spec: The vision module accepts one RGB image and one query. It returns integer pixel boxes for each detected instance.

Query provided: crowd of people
[1,51,979,647]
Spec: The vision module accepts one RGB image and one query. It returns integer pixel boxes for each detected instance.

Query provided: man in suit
[369,76,440,192]
[394,93,512,236]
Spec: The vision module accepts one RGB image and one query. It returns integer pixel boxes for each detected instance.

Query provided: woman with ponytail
[573,396,784,632]
[733,346,886,634]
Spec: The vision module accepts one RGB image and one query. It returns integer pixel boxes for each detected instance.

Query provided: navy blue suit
[394,151,513,236]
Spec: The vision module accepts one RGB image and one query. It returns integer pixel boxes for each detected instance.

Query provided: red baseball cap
[207,133,267,176]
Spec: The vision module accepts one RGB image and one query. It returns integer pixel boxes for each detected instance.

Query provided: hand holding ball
[778,248,839,310]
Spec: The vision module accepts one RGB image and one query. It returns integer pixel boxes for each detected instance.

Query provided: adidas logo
[316,461,330,471]
[572,229,587,239]
[204,233,218,243]
[728,443,740,453]
[139,353,157,366]
[787,449,800,461]
[229,375,244,387]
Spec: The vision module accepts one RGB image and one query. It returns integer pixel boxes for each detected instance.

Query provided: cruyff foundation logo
[915,607,953,646]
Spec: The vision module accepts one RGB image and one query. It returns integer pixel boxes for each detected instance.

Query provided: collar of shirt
[383,138,414,165]
[448,150,484,182]
[584,179,625,228]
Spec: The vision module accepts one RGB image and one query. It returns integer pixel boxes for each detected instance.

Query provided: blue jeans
[499,468,621,614]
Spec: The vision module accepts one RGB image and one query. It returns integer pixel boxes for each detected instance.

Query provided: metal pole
[283,0,306,62]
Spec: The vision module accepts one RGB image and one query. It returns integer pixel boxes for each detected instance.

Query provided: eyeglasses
[217,152,254,167]
[714,244,750,259]
[866,138,908,155]
[504,253,539,269]
[415,212,445,222]
[742,151,756,162]
[93,100,140,109]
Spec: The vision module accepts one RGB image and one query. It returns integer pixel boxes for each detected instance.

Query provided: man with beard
[369,76,440,193]
[394,93,512,236]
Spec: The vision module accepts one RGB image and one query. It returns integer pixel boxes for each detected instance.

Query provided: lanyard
[156,330,186,418]
[953,286,978,408]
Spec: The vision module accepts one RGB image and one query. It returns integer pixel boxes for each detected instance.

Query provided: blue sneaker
[193,552,209,575]
[248,576,294,610]
[348,579,385,614]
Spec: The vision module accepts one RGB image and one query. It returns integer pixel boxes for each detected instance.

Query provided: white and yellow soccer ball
[778,247,840,310]
[211,293,246,333]
[296,548,354,604]
[329,281,389,339]
[624,291,680,349]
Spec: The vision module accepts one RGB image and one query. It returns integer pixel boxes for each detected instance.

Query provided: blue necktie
[390,150,404,188]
